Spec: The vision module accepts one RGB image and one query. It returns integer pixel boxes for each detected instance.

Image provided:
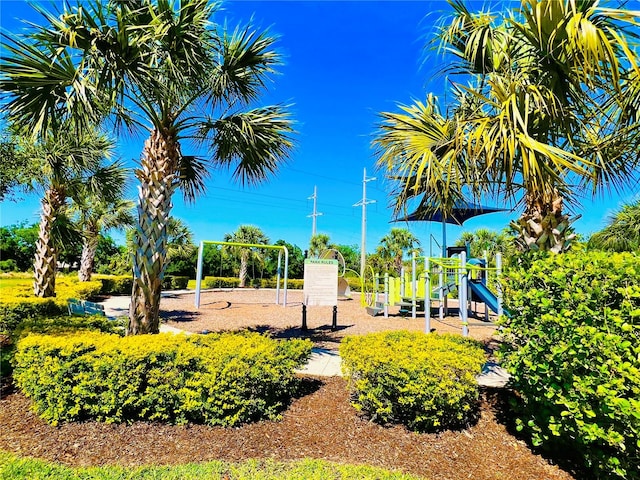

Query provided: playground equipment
[319,248,354,299]
[365,250,504,337]
[194,241,289,308]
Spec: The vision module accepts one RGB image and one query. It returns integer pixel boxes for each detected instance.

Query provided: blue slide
[468,281,500,313]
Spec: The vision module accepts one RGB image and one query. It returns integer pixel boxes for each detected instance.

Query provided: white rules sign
[303,259,338,306]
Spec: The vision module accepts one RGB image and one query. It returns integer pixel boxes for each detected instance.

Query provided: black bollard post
[302,304,308,331]
[331,305,337,331]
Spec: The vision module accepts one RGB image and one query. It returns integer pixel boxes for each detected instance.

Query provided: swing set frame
[194,240,289,308]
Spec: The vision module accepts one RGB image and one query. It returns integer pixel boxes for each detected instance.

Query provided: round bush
[340,331,485,431]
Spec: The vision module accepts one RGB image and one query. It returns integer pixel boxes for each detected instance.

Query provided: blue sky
[1,0,638,255]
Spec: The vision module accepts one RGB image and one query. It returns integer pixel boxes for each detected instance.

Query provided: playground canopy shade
[394,199,508,257]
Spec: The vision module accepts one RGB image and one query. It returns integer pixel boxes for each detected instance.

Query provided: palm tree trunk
[238,251,249,287]
[512,193,577,253]
[128,128,179,335]
[78,224,99,282]
[33,187,65,297]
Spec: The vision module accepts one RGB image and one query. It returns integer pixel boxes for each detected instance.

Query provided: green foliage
[500,251,640,479]
[340,331,485,432]
[263,240,305,279]
[0,451,423,480]
[93,274,133,295]
[0,275,103,334]
[13,331,312,426]
[0,222,38,271]
[0,259,18,272]
[588,199,640,253]
[162,275,190,290]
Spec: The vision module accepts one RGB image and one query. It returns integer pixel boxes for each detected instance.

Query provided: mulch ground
[0,289,579,479]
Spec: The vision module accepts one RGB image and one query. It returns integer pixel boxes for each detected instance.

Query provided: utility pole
[353,168,376,278]
[307,185,323,237]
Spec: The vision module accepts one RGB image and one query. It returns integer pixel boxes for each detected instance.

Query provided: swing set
[194,240,289,308]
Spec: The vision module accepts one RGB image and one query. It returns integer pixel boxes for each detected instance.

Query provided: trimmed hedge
[340,331,485,432]
[500,251,640,479]
[13,331,312,426]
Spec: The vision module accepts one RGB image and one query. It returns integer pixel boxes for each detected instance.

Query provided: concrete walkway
[99,295,509,384]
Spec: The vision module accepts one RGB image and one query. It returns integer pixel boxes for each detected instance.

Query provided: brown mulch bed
[0,289,577,479]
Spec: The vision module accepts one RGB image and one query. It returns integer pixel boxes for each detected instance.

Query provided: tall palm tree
[378,228,421,276]
[375,0,640,254]
[70,162,135,281]
[223,225,270,287]
[588,200,640,252]
[7,127,115,296]
[1,0,294,334]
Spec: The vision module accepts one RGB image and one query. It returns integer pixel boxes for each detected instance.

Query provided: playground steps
[366,301,386,317]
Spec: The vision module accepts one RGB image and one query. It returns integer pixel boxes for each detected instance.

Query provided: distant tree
[309,234,332,258]
[94,235,127,274]
[588,200,640,252]
[378,228,421,276]
[0,222,39,271]
[335,244,360,274]
[224,225,270,287]
[164,218,197,277]
[455,228,515,264]
[264,240,305,279]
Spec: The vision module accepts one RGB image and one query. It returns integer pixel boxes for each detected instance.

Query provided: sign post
[302,258,339,331]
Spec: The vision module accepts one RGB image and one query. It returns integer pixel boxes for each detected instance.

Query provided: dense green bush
[171,275,189,289]
[94,275,133,295]
[13,331,312,426]
[162,275,189,290]
[340,331,485,431]
[500,251,640,479]
[0,259,18,272]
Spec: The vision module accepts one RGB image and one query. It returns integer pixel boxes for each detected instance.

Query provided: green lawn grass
[0,452,423,479]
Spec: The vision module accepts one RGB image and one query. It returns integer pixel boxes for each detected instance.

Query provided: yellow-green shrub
[340,331,485,432]
[13,331,312,426]
[0,277,103,334]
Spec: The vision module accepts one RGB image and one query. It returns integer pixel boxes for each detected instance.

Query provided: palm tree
[455,228,514,263]
[378,228,421,276]
[224,225,270,287]
[70,162,135,281]
[165,217,197,263]
[1,0,294,334]
[7,127,115,296]
[588,200,640,252]
[375,0,640,254]
[308,234,332,258]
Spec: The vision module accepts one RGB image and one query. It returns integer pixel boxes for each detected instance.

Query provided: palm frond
[202,105,294,186]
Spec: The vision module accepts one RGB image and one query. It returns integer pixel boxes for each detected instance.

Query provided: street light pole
[353,168,376,278]
[307,185,323,237]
